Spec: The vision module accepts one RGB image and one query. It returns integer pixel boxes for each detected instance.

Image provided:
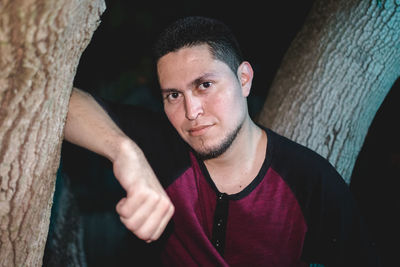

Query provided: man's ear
[237,61,253,97]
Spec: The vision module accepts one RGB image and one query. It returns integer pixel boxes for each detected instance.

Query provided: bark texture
[258,0,400,183]
[0,0,105,266]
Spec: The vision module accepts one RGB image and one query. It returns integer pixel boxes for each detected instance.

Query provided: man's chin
[193,148,224,161]
[192,141,230,161]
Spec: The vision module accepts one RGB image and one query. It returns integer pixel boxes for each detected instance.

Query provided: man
[64,16,379,266]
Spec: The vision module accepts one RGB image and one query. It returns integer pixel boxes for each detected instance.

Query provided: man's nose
[185,95,203,120]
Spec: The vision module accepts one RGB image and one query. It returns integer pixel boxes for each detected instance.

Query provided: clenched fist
[113,139,174,242]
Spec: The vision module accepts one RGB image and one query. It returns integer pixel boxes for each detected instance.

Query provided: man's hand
[113,140,174,243]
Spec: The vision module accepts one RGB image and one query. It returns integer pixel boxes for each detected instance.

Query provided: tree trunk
[257,0,400,183]
[0,0,105,266]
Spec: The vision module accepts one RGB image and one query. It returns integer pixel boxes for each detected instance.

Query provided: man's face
[157,44,252,159]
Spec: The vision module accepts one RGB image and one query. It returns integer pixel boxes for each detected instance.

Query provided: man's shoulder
[263,127,345,189]
[264,127,330,168]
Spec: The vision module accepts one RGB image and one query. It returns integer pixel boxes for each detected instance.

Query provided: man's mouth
[188,125,213,136]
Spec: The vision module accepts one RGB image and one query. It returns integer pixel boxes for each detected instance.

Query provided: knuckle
[150,193,162,204]
[168,204,175,216]
[161,198,174,214]
[136,188,158,203]
[136,228,152,241]
[133,189,147,200]
[152,232,161,241]
[124,220,139,232]
[158,196,169,208]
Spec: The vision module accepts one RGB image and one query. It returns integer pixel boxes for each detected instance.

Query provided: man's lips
[188,125,213,136]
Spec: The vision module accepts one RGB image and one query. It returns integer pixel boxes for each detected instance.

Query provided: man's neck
[204,118,267,195]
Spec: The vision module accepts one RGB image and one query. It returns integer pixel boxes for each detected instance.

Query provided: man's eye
[166,92,181,102]
[199,82,212,90]
[170,92,180,98]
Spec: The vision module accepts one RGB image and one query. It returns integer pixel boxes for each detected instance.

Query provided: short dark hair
[153,16,244,74]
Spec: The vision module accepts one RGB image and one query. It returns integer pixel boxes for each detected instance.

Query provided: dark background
[46,1,399,266]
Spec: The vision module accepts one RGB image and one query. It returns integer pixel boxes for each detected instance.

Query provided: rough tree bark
[258,0,400,183]
[0,0,105,266]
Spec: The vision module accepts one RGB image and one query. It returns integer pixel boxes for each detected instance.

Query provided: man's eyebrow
[190,73,217,87]
[160,88,181,94]
[160,73,218,92]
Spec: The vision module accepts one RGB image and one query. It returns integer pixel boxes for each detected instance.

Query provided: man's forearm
[64,87,131,162]
[63,87,174,242]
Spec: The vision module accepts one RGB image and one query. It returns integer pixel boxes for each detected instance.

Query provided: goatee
[194,121,243,161]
